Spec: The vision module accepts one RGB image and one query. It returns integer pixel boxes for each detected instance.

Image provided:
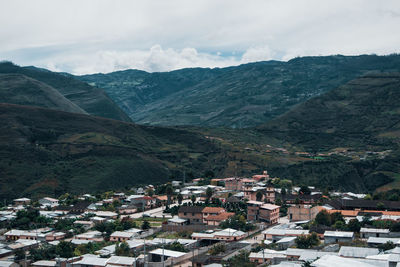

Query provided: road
[126,199,192,219]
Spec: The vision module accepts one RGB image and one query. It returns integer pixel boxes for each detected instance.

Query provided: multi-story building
[224,178,243,191]
[247,201,280,224]
[287,204,324,222]
[178,206,204,224]
[259,203,280,225]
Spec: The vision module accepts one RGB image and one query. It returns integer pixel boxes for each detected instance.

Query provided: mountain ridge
[79,54,400,127]
[0,61,131,122]
[0,73,87,114]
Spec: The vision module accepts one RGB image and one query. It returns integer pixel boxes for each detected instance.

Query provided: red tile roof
[202,207,225,213]
[205,212,235,221]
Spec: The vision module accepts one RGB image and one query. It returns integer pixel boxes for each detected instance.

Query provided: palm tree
[166,184,173,205]
[177,193,183,205]
[256,191,263,201]
[206,187,213,201]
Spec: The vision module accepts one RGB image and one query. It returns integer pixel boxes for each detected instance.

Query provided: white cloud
[0,0,400,74]
[241,46,274,63]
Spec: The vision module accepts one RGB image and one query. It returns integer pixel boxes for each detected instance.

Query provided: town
[0,171,400,267]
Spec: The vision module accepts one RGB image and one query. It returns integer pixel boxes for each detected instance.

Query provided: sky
[1,0,400,74]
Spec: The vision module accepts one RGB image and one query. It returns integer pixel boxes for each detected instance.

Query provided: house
[74,220,95,229]
[39,197,59,207]
[263,228,309,242]
[75,230,103,242]
[191,228,247,242]
[107,256,136,267]
[275,236,296,249]
[360,228,390,238]
[213,228,247,241]
[31,260,57,267]
[204,212,235,226]
[94,211,118,219]
[202,207,225,223]
[4,229,39,241]
[224,178,243,191]
[109,231,136,242]
[148,248,186,263]
[247,201,264,221]
[287,204,324,222]
[178,206,204,224]
[252,171,270,181]
[249,249,286,265]
[367,237,400,247]
[323,231,354,244]
[128,196,155,209]
[168,216,188,226]
[0,261,19,267]
[74,255,108,267]
[113,193,126,201]
[338,246,379,258]
[70,201,91,214]
[45,232,66,241]
[259,203,280,224]
[13,198,31,206]
[246,201,280,224]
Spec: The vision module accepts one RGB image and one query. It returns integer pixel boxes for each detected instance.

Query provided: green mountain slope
[0,73,87,114]
[0,103,220,199]
[258,73,400,151]
[79,55,400,127]
[0,62,131,122]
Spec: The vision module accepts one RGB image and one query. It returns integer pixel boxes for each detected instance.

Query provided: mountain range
[1,56,400,199]
[0,61,131,122]
[79,54,400,128]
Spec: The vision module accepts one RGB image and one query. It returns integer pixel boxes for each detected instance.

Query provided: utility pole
[262,247,265,264]
[144,238,147,267]
[162,238,165,267]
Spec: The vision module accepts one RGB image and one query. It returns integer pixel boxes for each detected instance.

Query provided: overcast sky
[1,0,400,74]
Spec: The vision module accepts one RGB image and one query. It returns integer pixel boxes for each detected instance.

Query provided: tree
[55,241,74,258]
[333,220,346,230]
[177,193,183,205]
[165,241,187,252]
[390,222,400,232]
[378,241,396,252]
[295,233,319,249]
[255,191,263,201]
[146,188,154,197]
[14,249,26,261]
[208,243,226,255]
[222,250,255,267]
[115,242,130,256]
[141,221,151,230]
[206,187,213,201]
[191,194,196,204]
[299,185,311,195]
[166,184,174,205]
[281,188,287,195]
[364,194,373,200]
[204,170,215,178]
[315,210,331,226]
[347,219,361,232]
[330,212,345,225]
[377,202,385,210]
